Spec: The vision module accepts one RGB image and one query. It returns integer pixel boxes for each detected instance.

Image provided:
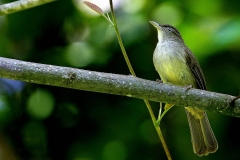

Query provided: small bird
[149,21,218,156]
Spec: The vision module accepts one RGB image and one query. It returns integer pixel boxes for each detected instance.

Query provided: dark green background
[0,0,240,159]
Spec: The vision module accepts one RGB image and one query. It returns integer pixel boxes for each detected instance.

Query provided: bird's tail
[185,108,218,156]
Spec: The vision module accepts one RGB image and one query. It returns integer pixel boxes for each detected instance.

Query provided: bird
[149,21,218,156]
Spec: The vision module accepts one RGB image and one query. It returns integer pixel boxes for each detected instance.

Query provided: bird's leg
[185,84,193,91]
[156,79,163,83]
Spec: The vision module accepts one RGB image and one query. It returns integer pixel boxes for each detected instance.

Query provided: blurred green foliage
[0,0,240,159]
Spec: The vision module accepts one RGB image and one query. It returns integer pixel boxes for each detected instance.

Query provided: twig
[0,57,239,117]
[0,0,56,16]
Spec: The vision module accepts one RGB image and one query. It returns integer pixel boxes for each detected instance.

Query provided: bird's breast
[153,41,196,87]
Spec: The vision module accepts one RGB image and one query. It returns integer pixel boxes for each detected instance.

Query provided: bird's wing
[185,48,206,90]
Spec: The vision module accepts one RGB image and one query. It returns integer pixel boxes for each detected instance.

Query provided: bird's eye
[167,28,172,32]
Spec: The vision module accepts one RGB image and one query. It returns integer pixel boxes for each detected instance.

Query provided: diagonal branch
[0,57,239,117]
[0,0,56,16]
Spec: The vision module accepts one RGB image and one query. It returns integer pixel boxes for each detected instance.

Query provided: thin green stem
[109,0,171,159]
[109,0,136,76]
[156,105,174,126]
[158,102,163,120]
[102,13,114,26]
[144,100,172,160]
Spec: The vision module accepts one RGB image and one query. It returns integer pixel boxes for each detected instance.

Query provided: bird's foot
[156,79,163,83]
[185,84,193,92]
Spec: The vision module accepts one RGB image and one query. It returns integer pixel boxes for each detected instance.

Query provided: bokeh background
[0,0,240,159]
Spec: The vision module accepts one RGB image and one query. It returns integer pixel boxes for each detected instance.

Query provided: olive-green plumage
[150,21,218,156]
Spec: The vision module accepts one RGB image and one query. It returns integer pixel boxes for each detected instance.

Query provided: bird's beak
[149,21,164,41]
[149,21,162,30]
